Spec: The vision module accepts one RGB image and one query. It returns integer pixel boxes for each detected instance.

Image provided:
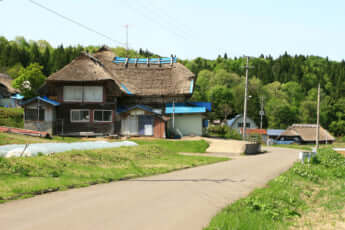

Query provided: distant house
[278,124,335,144]
[227,114,258,132]
[267,129,285,140]
[165,102,211,137]
[22,47,199,137]
[0,73,21,107]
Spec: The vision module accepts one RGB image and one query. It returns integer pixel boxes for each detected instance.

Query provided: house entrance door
[139,115,153,136]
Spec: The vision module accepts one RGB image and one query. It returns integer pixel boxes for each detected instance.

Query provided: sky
[1,0,345,60]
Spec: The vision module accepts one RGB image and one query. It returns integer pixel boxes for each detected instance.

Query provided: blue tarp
[113,57,177,65]
[267,129,285,136]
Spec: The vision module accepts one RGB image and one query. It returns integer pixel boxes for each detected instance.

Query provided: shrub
[0,108,24,128]
[208,125,242,140]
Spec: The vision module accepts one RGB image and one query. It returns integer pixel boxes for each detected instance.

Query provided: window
[63,86,103,102]
[238,122,250,128]
[84,86,103,102]
[70,110,90,122]
[25,109,45,121]
[94,110,112,122]
[64,86,83,102]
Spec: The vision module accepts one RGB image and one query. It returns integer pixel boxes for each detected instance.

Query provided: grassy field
[133,139,209,153]
[205,148,345,230]
[0,138,227,203]
[0,133,83,145]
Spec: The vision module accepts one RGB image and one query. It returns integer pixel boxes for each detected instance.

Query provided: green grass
[133,139,210,153]
[0,141,227,203]
[0,133,84,146]
[270,144,313,151]
[205,148,345,230]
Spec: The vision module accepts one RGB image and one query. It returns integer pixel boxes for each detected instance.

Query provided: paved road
[0,147,299,230]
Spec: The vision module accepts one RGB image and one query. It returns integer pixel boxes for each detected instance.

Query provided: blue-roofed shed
[165,102,211,137]
[22,96,61,135]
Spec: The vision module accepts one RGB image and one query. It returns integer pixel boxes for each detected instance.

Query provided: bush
[207,125,242,140]
[0,108,24,128]
[292,148,345,180]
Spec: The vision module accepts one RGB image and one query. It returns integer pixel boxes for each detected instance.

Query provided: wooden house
[25,47,195,137]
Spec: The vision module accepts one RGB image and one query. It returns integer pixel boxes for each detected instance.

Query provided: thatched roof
[47,52,114,82]
[92,48,195,96]
[281,124,335,142]
[0,73,18,94]
[45,48,195,97]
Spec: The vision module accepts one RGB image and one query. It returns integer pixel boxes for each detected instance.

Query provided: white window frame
[84,86,103,103]
[63,86,103,103]
[63,86,83,102]
[93,110,113,123]
[70,109,90,123]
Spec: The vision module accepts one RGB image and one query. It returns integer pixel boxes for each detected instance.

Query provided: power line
[133,0,194,38]
[28,0,126,46]
[122,1,188,41]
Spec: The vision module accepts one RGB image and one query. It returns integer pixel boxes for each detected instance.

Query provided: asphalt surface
[0,146,299,230]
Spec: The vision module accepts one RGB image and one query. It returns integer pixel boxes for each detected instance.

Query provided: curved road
[0,147,299,230]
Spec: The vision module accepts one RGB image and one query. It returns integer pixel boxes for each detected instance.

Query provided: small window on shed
[25,109,45,121]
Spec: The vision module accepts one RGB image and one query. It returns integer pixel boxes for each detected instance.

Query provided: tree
[265,98,297,129]
[6,63,23,79]
[12,63,46,98]
[208,85,233,120]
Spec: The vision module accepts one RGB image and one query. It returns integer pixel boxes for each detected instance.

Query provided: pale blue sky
[1,0,345,60]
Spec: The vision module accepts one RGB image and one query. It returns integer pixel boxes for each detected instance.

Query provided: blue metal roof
[22,96,60,107]
[120,83,133,95]
[118,105,159,114]
[227,114,241,127]
[165,102,211,114]
[10,94,24,100]
[267,129,285,136]
[113,57,177,65]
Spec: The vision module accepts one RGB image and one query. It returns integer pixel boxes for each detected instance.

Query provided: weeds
[205,148,345,230]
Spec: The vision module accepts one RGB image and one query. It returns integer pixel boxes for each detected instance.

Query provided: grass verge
[0,141,227,203]
[205,148,345,230]
[0,133,86,146]
[133,139,210,153]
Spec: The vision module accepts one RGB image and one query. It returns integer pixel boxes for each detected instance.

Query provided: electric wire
[28,0,126,47]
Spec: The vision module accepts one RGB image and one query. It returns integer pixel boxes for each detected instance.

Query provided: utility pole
[172,100,175,129]
[124,24,129,56]
[259,95,264,129]
[315,82,321,151]
[242,56,250,140]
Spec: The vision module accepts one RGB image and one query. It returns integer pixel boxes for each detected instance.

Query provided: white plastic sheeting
[0,141,138,158]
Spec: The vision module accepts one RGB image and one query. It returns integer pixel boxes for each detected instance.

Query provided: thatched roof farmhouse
[0,73,18,98]
[279,124,335,144]
[25,47,201,138]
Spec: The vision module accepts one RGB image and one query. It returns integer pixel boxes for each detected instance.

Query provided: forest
[0,36,344,136]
